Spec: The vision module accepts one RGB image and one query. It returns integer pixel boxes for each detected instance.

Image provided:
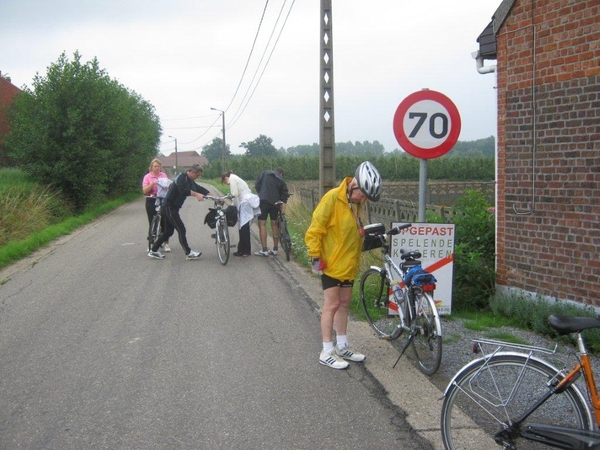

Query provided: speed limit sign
[392,89,461,159]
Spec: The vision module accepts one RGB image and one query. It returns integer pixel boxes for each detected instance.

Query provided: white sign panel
[391,222,455,314]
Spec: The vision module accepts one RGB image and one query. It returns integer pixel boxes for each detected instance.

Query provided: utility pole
[168,135,178,175]
[210,107,227,172]
[319,0,336,198]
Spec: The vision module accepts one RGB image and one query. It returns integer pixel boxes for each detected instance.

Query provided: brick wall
[496,0,600,307]
[0,77,22,135]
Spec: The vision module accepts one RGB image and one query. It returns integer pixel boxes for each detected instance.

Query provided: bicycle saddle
[548,314,600,335]
[400,250,422,261]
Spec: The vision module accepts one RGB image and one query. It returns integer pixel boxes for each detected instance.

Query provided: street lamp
[210,107,226,171]
[167,135,178,175]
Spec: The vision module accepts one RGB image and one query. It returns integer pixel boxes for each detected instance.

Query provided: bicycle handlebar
[387,223,412,236]
[205,194,234,204]
[204,194,234,200]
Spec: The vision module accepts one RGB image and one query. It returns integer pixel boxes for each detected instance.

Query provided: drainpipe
[471,50,497,74]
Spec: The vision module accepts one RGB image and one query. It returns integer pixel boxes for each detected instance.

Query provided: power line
[167,0,297,153]
[228,0,296,130]
[223,0,271,115]
[161,113,215,121]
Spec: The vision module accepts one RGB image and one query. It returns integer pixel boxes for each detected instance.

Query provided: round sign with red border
[392,89,461,159]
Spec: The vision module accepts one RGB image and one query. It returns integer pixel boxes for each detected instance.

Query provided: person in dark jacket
[148,164,210,260]
[254,167,289,256]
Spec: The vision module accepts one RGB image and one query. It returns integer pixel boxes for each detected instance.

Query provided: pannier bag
[362,223,386,252]
[225,205,238,227]
[404,265,437,287]
[204,208,218,229]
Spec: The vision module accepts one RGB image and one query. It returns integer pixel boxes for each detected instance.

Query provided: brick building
[0,73,22,165]
[159,151,209,177]
[475,0,600,307]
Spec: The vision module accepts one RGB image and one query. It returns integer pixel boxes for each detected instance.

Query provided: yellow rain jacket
[305,177,365,281]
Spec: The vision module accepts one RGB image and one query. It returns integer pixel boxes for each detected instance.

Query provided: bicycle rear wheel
[148,214,162,252]
[360,268,402,339]
[409,290,442,375]
[279,218,292,261]
[216,219,230,265]
[440,354,592,450]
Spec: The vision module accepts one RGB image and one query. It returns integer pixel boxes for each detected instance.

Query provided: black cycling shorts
[257,200,280,221]
[321,274,354,290]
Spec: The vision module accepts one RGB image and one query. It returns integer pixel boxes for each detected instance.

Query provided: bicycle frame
[148,198,163,252]
[205,195,234,265]
[370,242,441,360]
[274,200,292,261]
[360,223,442,374]
[446,335,600,448]
[368,256,410,326]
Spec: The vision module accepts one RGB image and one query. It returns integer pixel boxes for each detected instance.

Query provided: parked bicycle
[275,200,292,261]
[359,222,442,375]
[204,195,235,266]
[440,314,600,450]
[147,198,163,253]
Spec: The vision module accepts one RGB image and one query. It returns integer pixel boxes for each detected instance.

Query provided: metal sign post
[419,159,428,222]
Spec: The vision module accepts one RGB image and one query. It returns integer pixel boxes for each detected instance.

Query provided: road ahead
[0,195,433,450]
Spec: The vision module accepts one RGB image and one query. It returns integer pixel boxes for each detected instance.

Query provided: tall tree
[201,137,231,162]
[7,51,161,210]
[239,134,277,157]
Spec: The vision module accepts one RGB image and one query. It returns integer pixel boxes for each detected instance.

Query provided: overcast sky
[1,0,500,156]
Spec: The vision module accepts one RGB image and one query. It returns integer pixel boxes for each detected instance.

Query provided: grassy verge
[0,193,140,274]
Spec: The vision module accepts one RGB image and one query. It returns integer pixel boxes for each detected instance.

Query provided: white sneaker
[186,250,201,260]
[164,243,171,252]
[335,345,366,362]
[254,250,269,257]
[148,250,165,260]
[319,348,349,370]
[269,249,278,256]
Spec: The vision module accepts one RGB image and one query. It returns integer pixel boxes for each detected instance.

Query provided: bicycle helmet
[355,161,382,201]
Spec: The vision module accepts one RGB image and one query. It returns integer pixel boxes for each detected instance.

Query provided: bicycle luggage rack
[471,338,558,356]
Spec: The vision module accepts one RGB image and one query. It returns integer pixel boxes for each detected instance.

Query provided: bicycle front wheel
[360,268,401,339]
[216,219,230,265]
[148,214,162,252]
[279,218,292,261]
[409,290,442,375]
[440,354,592,450]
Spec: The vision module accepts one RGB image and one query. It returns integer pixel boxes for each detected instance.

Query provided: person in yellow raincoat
[305,161,383,370]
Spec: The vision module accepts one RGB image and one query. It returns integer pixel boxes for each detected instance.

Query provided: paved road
[0,195,435,450]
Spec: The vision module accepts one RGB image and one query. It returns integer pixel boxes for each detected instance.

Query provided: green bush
[430,190,495,311]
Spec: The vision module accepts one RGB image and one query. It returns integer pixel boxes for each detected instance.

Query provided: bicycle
[147,197,162,253]
[359,222,443,375]
[440,314,600,450]
[275,200,292,261]
[204,194,235,266]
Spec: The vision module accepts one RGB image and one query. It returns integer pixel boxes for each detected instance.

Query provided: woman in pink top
[142,158,171,252]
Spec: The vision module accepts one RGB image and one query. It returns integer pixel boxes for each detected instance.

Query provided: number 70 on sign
[392,89,461,159]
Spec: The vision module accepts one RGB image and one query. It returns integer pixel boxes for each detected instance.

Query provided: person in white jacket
[221,171,261,257]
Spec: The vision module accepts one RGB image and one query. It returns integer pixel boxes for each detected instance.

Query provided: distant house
[159,151,209,176]
[475,0,600,307]
[0,73,23,165]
